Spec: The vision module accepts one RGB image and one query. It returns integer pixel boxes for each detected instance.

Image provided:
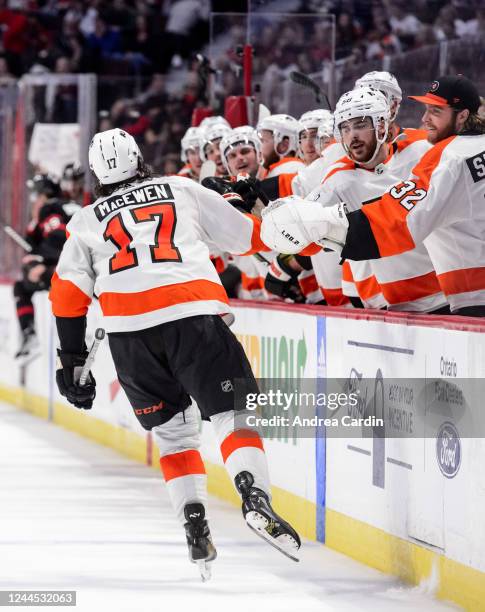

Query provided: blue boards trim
[316,316,326,542]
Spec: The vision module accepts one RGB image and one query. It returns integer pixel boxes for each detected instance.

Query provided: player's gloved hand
[232,176,269,209]
[261,197,349,254]
[264,254,305,303]
[201,177,251,213]
[56,350,96,409]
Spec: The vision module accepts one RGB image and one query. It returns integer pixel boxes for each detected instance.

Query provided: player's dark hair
[93,160,158,198]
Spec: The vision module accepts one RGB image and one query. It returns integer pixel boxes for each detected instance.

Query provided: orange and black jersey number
[340,182,428,261]
[103,202,182,274]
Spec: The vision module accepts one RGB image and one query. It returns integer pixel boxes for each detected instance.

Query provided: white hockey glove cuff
[260,196,349,255]
[314,202,349,254]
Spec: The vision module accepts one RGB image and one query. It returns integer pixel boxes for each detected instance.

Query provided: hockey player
[14,175,80,362]
[256,114,305,178]
[354,71,403,135]
[217,126,272,300]
[199,122,232,178]
[49,129,301,579]
[220,126,262,179]
[298,109,333,165]
[178,126,203,181]
[199,115,230,131]
[60,163,85,206]
[313,87,446,312]
[260,75,485,316]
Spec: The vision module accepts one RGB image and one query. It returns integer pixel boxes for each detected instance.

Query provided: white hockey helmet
[298,109,333,156]
[219,126,262,174]
[298,109,333,134]
[257,113,300,159]
[199,115,230,130]
[199,123,232,162]
[315,113,335,155]
[334,87,390,164]
[89,128,141,185]
[181,126,202,163]
[354,71,402,121]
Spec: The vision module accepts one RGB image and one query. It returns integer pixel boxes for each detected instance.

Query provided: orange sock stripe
[159,450,206,482]
[220,429,264,463]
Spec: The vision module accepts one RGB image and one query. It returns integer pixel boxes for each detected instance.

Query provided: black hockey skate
[183,503,217,581]
[235,471,301,562]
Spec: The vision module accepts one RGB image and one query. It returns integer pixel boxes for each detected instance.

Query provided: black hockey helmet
[26,174,61,198]
[62,163,85,181]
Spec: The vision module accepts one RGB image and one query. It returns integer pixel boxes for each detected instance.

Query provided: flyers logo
[389,180,427,211]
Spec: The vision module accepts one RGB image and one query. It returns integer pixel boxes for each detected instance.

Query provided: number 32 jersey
[49,176,266,332]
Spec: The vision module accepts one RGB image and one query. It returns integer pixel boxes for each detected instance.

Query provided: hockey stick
[2,224,32,252]
[199,160,217,183]
[289,71,332,111]
[257,103,271,125]
[79,327,105,386]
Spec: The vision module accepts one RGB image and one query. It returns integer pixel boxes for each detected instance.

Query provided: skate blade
[196,560,212,582]
[245,511,300,562]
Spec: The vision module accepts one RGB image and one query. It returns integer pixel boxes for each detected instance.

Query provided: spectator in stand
[0,0,31,75]
[434,5,458,41]
[158,0,210,72]
[85,16,122,62]
[388,3,423,49]
[0,54,15,83]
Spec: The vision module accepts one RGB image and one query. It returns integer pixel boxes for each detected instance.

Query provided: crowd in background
[0,1,483,173]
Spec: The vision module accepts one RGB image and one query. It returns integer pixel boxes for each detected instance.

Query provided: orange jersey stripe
[437,267,485,296]
[160,449,206,482]
[278,172,297,197]
[379,271,442,305]
[211,255,227,274]
[49,272,92,317]
[342,260,353,282]
[241,272,265,292]
[220,429,264,463]
[241,214,271,255]
[99,279,228,317]
[268,157,302,172]
[362,137,454,258]
[298,273,319,295]
[298,243,322,256]
[321,287,351,306]
[394,128,428,153]
[323,157,355,183]
[355,274,381,301]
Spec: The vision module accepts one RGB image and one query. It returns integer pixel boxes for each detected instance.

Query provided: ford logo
[436,422,461,478]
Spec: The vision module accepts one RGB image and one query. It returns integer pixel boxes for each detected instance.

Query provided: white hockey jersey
[50,176,267,332]
[354,133,485,312]
[291,142,347,197]
[308,129,447,312]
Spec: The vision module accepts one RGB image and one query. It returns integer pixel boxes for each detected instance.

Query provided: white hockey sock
[152,406,208,525]
[210,410,271,498]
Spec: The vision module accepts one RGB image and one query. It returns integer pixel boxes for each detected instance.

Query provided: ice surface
[0,403,460,611]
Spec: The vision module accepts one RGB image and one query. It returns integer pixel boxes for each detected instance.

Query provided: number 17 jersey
[49,176,265,332]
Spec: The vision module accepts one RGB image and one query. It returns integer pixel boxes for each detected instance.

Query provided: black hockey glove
[201,176,254,214]
[232,177,269,208]
[264,255,305,303]
[56,350,96,409]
